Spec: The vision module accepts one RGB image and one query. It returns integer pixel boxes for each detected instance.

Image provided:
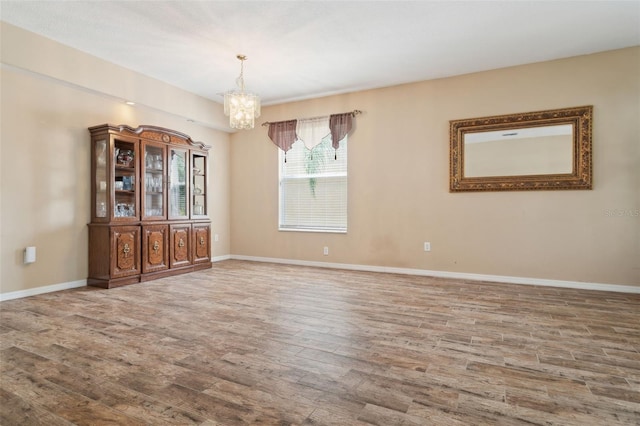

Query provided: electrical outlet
[24,246,36,264]
[424,242,431,252]
[323,246,329,256]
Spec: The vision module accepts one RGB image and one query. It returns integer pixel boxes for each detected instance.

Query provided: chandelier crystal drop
[223,54,261,130]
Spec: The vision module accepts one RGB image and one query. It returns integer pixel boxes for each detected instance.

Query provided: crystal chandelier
[224,54,261,130]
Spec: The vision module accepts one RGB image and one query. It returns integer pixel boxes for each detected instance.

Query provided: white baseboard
[0,279,87,302]
[212,254,232,262]
[3,257,636,301]
[230,255,640,294]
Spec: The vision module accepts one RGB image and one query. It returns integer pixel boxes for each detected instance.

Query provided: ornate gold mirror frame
[450,106,593,192]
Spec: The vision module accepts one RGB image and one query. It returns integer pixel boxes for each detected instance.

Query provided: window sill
[279,227,347,234]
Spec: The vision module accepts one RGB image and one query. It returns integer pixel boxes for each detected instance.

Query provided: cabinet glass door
[168,148,188,219]
[191,152,207,217]
[113,139,137,220]
[143,143,165,218]
[94,138,108,219]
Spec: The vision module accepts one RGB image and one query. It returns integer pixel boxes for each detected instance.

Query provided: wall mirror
[449,106,593,192]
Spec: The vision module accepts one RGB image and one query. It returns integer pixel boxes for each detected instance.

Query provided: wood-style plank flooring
[1,260,639,425]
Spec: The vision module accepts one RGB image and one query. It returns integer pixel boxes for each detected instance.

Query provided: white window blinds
[279,133,347,233]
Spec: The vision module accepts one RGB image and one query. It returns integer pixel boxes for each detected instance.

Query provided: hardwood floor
[1,260,639,425]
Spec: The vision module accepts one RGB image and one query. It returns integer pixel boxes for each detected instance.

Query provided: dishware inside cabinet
[114,139,137,219]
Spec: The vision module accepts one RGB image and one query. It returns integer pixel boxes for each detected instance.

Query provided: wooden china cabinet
[88,124,212,288]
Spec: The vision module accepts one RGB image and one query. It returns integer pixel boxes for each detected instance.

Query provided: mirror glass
[450,106,592,192]
[464,124,573,177]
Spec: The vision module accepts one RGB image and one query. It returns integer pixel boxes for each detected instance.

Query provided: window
[279,134,347,232]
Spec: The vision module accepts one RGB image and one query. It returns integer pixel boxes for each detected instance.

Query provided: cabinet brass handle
[123,243,130,257]
[152,240,159,254]
[199,236,205,246]
[178,238,185,248]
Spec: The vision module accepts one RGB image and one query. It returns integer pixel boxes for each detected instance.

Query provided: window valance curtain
[267,119,297,162]
[329,113,352,153]
[265,110,360,161]
[296,117,330,151]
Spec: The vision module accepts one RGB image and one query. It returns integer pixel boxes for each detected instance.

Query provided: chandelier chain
[236,55,245,91]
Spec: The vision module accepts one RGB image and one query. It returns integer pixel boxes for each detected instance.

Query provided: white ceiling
[1,1,639,106]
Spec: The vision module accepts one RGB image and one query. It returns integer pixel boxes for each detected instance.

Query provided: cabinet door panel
[111,226,140,278]
[168,148,189,220]
[113,138,139,222]
[193,224,210,264]
[191,151,207,218]
[142,225,168,273]
[170,224,192,268]
[92,138,108,222]
[142,142,167,219]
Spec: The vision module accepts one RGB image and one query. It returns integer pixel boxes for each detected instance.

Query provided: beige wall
[2,22,638,296]
[0,23,231,295]
[230,47,640,287]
